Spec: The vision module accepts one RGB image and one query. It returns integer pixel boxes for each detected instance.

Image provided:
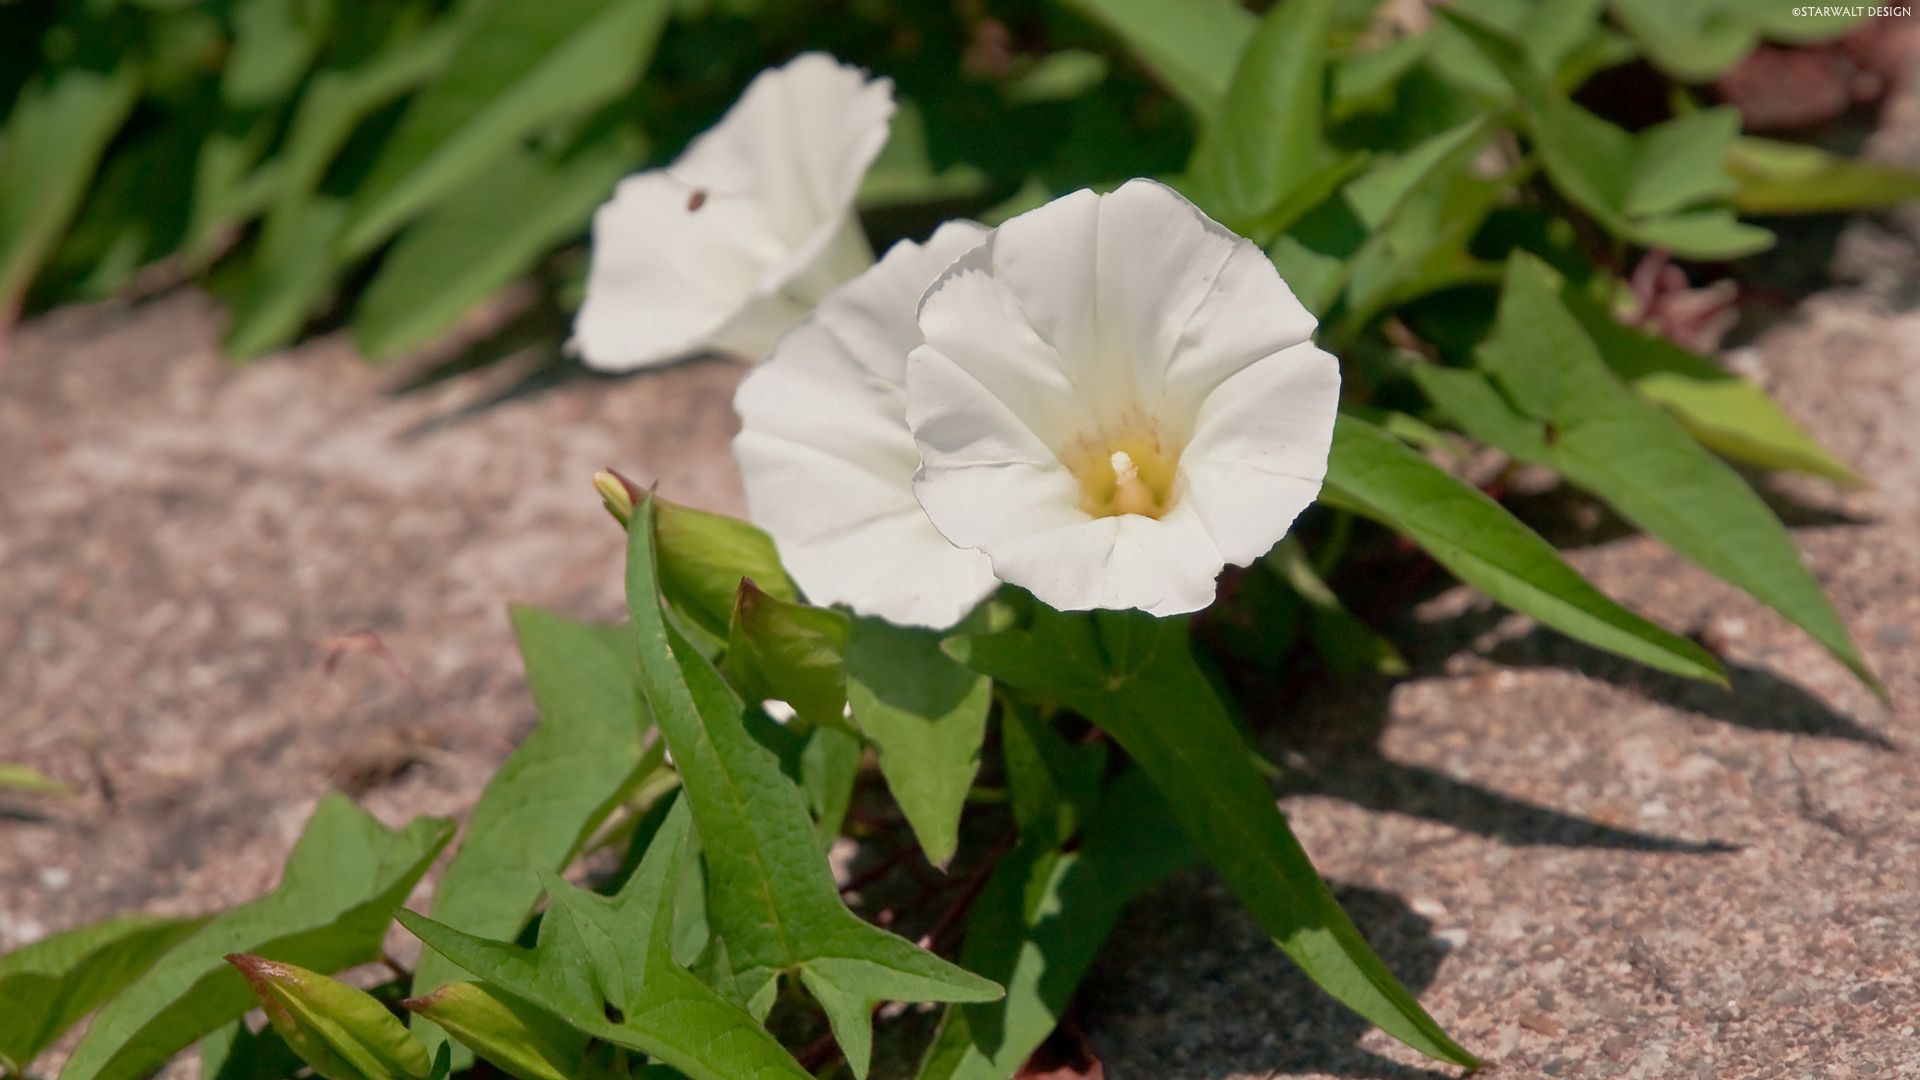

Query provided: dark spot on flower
[687,189,708,212]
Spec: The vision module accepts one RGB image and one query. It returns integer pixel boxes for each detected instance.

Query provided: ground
[6,114,1920,1080]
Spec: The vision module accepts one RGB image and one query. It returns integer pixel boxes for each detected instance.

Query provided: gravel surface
[5,104,1920,1080]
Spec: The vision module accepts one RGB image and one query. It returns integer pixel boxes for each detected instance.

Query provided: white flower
[733,222,1000,629]
[904,179,1340,617]
[572,53,895,371]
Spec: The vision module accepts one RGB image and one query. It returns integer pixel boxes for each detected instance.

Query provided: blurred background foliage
[6,0,1913,366]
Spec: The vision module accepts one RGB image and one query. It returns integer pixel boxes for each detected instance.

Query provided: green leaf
[1607,0,1860,81]
[799,725,863,845]
[403,981,602,1080]
[0,915,208,1072]
[843,617,993,869]
[399,801,813,1080]
[340,0,670,257]
[916,769,1194,1080]
[1441,9,1770,259]
[0,35,139,315]
[221,22,459,357]
[409,605,654,1061]
[999,700,1106,848]
[726,581,851,733]
[1263,117,1494,326]
[1728,136,1920,216]
[1625,109,1743,220]
[946,607,1476,1068]
[1330,34,1431,121]
[354,120,639,359]
[1052,0,1253,116]
[1567,293,1860,485]
[222,198,349,359]
[221,0,334,110]
[60,797,452,1080]
[1191,0,1336,228]
[1417,255,1877,693]
[1424,0,1621,101]
[228,955,432,1080]
[0,762,69,795]
[622,496,1001,1079]
[1324,414,1726,683]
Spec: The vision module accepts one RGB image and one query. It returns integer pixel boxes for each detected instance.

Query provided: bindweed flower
[905,179,1340,617]
[734,222,999,629]
[572,53,895,371]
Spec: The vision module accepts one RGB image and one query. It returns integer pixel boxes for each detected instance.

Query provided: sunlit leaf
[220,22,459,358]
[1607,0,1859,81]
[0,916,208,1073]
[726,581,851,733]
[59,798,452,1080]
[1324,414,1727,683]
[0,29,139,316]
[404,981,605,1080]
[354,119,640,359]
[340,0,669,256]
[1415,255,1877,693]
[400,802,814,1080]
[228,955,432,1080]
[1728,136,1920,216]
[409,605,654,1062]
[1191,0,1336,227]
[1568,293,1860,485]
[1052,0,1253,115]
[1441,8,1770,259]
[844,617,992,869]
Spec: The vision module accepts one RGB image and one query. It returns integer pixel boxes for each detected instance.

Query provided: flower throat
[1063,431,1180,519]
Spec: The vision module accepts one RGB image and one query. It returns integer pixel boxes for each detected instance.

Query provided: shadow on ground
[1081,879,1458,1080]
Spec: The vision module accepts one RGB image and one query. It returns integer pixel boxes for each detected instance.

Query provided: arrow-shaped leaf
[0,915,207,1073]
[844,617,992,869]
[622,495,1001,1079]
[399,800,810,1080]
[60,798,452,1080]
[409,605,655,1062]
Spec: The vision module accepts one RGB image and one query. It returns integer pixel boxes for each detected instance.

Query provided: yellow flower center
[1064,430,1180,520]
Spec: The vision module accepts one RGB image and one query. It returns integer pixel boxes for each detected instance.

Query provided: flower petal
[904,338,1085,553]
[734,222,996,629]
[983,505,1226,616]
[574,176,785,370]
[1180,340,1340,565]
[1158,226,1320,433]
[573,53,894,371]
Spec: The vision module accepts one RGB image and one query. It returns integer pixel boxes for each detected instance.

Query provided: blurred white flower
[733,222,999,629]
[904,179,1339,617]
[572,53,895,371]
